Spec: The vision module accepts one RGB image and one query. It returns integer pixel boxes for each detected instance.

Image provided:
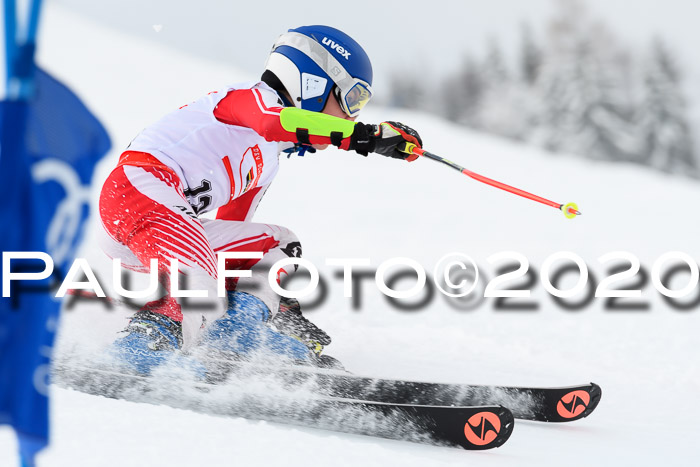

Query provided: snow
[2,4,700,466]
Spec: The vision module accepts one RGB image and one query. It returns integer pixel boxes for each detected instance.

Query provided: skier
[99,25,423,373]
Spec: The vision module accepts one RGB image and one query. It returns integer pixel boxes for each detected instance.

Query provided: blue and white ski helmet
[263,25,373,118]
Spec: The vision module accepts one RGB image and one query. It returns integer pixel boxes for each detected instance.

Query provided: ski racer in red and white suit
[99,81,423,356]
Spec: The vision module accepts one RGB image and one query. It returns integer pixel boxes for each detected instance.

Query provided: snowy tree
[441,55,484,126]
[472,39,509,132]
[473,39,533,140]
[530,0,638,160]
[520,23,542,86]
[440,40,535,141]
[481,38,510,86]
[392,0,699,179]
[637,38,697,175]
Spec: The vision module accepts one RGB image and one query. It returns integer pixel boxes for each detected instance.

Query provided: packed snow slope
[2,5,699,466]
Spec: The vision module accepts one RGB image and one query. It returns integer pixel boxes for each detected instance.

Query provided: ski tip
[461,406,514,450]
[551,383,602,422]
[584,382,603,418]
[560,202,581,219]
[493,406,515,448]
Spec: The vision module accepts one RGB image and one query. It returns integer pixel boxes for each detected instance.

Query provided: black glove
[349,121,423,161]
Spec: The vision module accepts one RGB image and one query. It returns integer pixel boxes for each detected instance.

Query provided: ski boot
[271,297,344,370]
[108,298,184,375]
[202,291,312,363]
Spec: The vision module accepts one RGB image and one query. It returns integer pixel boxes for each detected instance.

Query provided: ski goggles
[333,79,372,118]
[272,32,373,118]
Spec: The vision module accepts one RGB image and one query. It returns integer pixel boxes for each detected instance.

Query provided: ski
[202,359,602,423]
[309,375,601,423]
[53,363,514,450]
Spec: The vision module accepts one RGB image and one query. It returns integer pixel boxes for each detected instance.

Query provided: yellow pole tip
[561,202,580,219]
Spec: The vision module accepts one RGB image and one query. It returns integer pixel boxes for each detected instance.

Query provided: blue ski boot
[109,309,184,375]
[202,291,311,362]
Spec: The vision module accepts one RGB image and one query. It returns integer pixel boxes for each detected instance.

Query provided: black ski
[53,363,514,450]
[203,359,602,423]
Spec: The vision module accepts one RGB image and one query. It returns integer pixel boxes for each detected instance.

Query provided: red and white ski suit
[99,81,351,347]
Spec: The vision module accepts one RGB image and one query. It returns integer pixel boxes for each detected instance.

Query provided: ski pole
[401,143,581,219]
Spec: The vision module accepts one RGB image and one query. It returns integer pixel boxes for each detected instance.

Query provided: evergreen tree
[482,38,509,85]
[391,0,699,179]
[520,23,542,86]
[476,38,532,140]
[441,55,484,126]
[531,1,637,160]
[638,38,697,175]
